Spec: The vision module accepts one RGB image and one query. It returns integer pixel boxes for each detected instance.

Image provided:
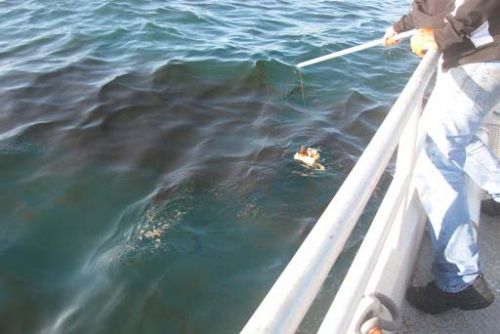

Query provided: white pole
[296,30,415,69]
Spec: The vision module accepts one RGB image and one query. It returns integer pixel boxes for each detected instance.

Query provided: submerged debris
[294,145,325,170]
[143,229,162,240]
[136,206,185,247]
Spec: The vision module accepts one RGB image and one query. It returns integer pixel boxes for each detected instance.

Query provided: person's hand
[411,28,437,57]
[383,26,400,46]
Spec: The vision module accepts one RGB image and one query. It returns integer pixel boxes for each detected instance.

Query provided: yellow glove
[410,28,437,57]
[383,26,400,46]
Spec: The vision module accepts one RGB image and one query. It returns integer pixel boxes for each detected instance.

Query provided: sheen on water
[0,1,418,333]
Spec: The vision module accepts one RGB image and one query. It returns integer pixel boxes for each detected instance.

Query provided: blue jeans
[415,61,500,293]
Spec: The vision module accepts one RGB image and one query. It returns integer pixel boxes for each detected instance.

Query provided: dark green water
[0,1,419,333]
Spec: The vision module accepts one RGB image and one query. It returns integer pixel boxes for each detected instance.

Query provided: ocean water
[0,1,419,333]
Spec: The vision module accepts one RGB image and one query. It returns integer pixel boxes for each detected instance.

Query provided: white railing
[242,50,440,334]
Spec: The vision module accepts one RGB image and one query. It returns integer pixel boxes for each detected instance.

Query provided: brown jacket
[393,0,500,69]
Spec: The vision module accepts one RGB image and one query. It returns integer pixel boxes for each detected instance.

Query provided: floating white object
[294,146,325,170]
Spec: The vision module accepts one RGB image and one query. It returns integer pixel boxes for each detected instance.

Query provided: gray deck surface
[399,213,500,334]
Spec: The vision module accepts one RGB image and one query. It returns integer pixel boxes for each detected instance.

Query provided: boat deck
[400,213,500,333]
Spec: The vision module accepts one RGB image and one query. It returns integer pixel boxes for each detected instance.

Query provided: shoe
[406,274,494,314]
[481,198,500,216]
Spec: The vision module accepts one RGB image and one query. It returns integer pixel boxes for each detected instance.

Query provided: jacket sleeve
[393,14,415,33]
[434,0,498,51]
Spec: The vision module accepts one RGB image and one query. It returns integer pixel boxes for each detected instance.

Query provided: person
[384,0,500,314]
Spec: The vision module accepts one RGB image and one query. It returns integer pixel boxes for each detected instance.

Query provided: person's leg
[414,61,500,293]
[465,134,500,202]
[465,131,500,215]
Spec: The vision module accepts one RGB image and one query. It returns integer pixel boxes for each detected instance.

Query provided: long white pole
[296,30,415,68]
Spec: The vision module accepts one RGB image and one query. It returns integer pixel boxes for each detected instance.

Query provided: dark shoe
[481,198,500,216]
[406,274,494,314]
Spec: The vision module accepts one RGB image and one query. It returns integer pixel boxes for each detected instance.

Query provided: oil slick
[294,145,325,171]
